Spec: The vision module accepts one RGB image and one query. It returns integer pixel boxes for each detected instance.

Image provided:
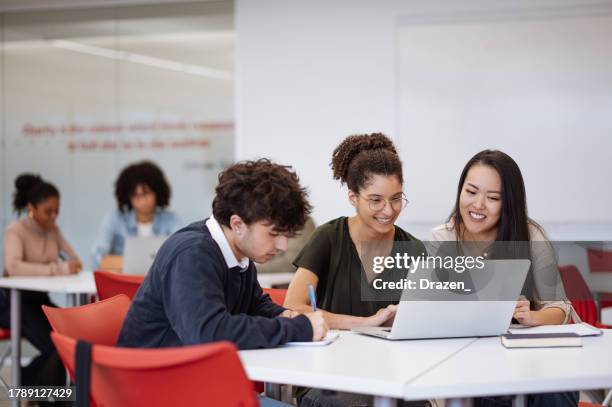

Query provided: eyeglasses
[357,193,409,212]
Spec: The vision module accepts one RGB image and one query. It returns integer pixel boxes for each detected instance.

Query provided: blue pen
[308,284,317,312]
[58,250,71,261]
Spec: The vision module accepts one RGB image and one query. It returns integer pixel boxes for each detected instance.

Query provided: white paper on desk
[508,322,602,337]
[283,332,339,347]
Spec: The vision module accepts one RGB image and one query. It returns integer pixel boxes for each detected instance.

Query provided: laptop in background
[352,259,531,340]
[123,236,166,275]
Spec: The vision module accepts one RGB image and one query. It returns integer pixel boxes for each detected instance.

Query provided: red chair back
[42,294,131,346]
[94,270,145,300]
[587,248,612,272]
[558,265,598,325]
[263,288,287,306]
[51,332,258,407]
[586,248,612,309]
[0,328,10,341]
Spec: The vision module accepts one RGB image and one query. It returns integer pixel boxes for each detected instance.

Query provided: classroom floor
[0,340,37,406]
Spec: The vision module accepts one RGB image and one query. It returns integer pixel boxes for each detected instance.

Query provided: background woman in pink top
[1,174,81,393]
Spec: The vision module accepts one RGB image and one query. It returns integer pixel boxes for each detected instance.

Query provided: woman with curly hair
[285,133,425,406]
[286,133,424,326]
[92,161,181,269]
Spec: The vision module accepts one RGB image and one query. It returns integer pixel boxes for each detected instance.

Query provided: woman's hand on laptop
[513,298,537,326]
[360,304,398,327]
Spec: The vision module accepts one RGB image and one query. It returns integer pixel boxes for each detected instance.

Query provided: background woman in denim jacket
[92,161,181,269]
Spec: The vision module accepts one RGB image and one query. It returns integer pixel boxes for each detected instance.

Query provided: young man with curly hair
[118,159,327,351]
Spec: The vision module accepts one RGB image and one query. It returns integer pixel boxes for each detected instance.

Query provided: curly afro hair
[114,161,171,212]
[331,133,403,192]
[212,159,312,235]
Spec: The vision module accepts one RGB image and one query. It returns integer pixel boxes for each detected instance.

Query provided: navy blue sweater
[117,220,313,349]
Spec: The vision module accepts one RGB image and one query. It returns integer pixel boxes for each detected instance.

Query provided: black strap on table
[75,340,92,407]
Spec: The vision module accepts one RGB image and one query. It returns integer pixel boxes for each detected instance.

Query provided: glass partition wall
[0,2,234,269]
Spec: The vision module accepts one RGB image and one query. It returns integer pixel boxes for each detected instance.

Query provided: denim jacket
[91,208,182,268]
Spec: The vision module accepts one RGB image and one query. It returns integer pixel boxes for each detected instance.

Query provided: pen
[308,284,317,312]
[58,250,71,261]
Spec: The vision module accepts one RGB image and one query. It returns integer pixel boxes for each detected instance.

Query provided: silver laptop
[123,236,166,275]
[352,259,531,340]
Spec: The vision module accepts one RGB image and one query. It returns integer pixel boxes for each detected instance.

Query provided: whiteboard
[397,15,612,224]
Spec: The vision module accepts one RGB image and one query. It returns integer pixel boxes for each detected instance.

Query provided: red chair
[94,270,145,301]
[263,288,287,306]
[587,248,612,272]
[558,265,612,328]
[586,248,612,309]
[51,332,258,407]
[42,294,131,346]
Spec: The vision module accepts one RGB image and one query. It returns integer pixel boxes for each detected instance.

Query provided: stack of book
[501,322,602,348]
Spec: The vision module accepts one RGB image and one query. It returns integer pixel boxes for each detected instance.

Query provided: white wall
[235,0,612,240]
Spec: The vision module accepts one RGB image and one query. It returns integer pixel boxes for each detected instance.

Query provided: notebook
[501,332,582,348]
[283,332,339,347]
[508,322,602,337]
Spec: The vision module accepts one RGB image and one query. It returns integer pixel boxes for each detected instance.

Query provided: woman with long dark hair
[431,150,578,406]
[2,173,80,392]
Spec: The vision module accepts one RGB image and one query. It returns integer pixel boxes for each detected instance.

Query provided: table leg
[446,398,473,407]
[264,382,281,400]
[513,395,526,407]
[75,293,88,306]
[373,396,397,407]
[10,289,21,407]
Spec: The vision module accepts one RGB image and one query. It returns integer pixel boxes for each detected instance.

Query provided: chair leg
[602,389,612,406]
[0,344,11,394]
[0,345,11,368]
[0,371,9,394]
[584,390,605,404]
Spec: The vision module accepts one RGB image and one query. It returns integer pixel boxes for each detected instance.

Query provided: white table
[0,272,96,407]
[403,331,612,406]
[239,331,477,406]
[239,330,612,407]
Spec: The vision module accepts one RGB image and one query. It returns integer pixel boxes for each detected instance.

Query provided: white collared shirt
[205,216,250,272]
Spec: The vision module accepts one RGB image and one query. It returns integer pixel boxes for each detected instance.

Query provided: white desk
[403,331,612,404]
[0,272,97,407]
[240,331,612,407]
[239,331,476,406]
[0,272,96,295]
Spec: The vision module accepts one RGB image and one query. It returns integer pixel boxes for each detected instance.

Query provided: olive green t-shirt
[293,216,425,317]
